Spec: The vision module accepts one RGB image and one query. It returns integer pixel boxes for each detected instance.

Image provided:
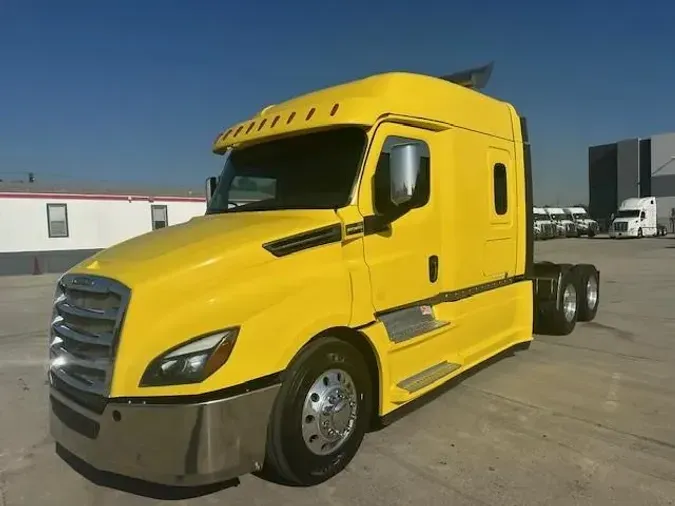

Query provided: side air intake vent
[263,224,343,257]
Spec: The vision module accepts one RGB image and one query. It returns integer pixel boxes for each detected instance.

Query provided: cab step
[397,361,461,394]
[379,304,449,343]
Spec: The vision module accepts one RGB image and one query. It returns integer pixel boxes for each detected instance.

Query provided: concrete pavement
[1,238,674,505]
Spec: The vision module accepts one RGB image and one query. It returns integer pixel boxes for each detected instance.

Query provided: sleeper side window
[373,136,430,215]
[493,163,508,215]
[151,205,168,230]
[47,203,69,238]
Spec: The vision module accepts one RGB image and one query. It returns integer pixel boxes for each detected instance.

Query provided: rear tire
[542,272,579,335]
[260,337,373,486]
[575,266,600,322]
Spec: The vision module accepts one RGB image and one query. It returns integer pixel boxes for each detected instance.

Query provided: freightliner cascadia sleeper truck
[48,63,600,488]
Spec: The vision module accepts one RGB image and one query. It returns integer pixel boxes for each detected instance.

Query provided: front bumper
[49,382,281,486]
[609,229,637,238]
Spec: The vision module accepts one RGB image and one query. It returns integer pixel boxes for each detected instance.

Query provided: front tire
[261,337,373,486]
[638,228,643,238]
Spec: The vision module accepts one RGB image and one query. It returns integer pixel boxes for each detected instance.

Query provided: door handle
[428,255,439,283]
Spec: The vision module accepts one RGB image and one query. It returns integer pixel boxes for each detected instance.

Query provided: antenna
[439,61,494,90]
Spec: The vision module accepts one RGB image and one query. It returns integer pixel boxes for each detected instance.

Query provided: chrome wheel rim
[301,369,358,456]
[563,284,577,322]
[586,276,598,311]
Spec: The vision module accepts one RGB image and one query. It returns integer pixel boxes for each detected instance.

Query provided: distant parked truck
[609,197,663,238]
[563,207,598,238]
[533,207,556,239]
[545,207,577,237]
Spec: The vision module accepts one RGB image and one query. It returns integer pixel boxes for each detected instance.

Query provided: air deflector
[439,61,494,90]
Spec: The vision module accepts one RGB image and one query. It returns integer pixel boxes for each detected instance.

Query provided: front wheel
[587,229,596,238]
[637,228,643,238]
[260,337,373,486]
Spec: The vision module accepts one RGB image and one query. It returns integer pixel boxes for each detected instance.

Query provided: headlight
[140,327,239,387]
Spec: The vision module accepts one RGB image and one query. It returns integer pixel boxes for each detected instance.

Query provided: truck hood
[575,218,597,228]
[71,209,341,286]
[613,218,639,225]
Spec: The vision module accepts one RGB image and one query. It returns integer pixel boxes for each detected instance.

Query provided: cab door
[358,122,441,315]
[358,122,446,393]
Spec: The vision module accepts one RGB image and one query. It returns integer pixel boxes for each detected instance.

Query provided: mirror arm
[363,206,411,235]
[363,214,390,235]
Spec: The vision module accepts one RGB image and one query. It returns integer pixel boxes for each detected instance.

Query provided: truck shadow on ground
[55,444,240,500]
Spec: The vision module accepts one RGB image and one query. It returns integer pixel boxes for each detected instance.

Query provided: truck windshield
[206,127,367,214]
[534,213,548,221]
[616,209,640,218]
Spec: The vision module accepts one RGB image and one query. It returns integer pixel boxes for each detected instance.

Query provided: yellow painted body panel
[61,69,534,419]
[212,72,514,153]
[69,210,355,397]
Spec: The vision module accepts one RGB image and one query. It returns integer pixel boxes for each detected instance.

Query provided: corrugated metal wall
[588,143,618,228]
[616,139,640,204]
[589,132,675,231]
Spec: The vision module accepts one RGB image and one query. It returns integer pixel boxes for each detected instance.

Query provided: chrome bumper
[49,383,281,486]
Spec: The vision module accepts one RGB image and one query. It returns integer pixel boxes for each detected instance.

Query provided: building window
[46,203,69,238]
[493,163,508,215]
[151,205,168,229]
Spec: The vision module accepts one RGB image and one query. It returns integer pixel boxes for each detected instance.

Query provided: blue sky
[1,0,674,204]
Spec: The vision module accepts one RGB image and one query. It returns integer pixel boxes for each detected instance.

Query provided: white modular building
[0,182,207,276]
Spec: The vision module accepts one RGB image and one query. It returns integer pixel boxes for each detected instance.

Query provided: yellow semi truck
[48,63,600,488]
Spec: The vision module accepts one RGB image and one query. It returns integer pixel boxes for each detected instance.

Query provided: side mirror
[389,142,422,206]
[205,176,218,202]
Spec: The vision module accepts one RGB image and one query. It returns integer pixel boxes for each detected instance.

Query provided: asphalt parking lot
[1,237,674,505]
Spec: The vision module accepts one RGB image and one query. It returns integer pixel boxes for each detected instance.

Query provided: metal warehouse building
[588,132,675,230]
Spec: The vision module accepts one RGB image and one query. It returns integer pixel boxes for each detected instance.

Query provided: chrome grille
[614,222,628,232]
[49,274,130,400]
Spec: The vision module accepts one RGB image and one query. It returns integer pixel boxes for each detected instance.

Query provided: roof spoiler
[439,61,494,90]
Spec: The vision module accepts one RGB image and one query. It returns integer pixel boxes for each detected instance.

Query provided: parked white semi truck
[533,207,556,239]
[609,197,662,238]
[563,207,598,238]
[545,207,577,237]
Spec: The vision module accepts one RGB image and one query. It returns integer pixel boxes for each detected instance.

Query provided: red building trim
[0,192,205,203]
